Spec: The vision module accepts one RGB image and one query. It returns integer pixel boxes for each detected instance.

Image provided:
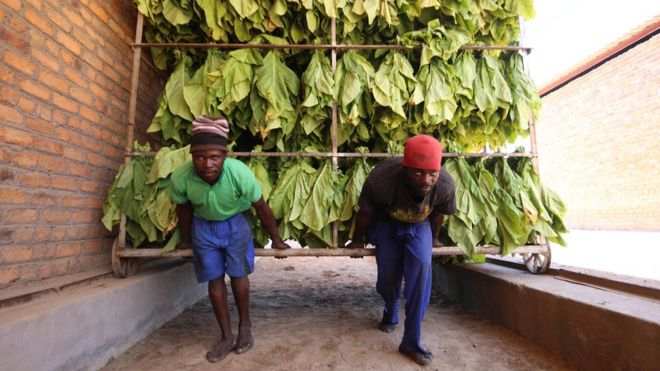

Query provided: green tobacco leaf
[301,52,334,108]
[165,56,194,121]
[183,66,207,117]
[184,50,225,118]
[162,0,193,25]
[215,49,263,115]
[147,186,177,232]
[504,52,541,131]
[517,157,568,246]
[373,51,415,119]
[492,158,532,254]
[288,160,316,223]
[126,220,147,247]
[504,0,535,20]
[196,0,228,40]
[475,160,499,245]
[229,0,259,18]
[444,158,490,256]
[454,52,477,101]
[340,150,371,221]
[484,54,512,107]
[246,146,273,201]
[252,51,300,139]
[161,228,180,252]
[413,59,457,124]
[334,51,374,132]
[300,160,344,231]
[322,0,337,18]
[305,10,318,32]
[146,146,191,184]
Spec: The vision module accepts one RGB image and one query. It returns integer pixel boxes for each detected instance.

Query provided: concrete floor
[102,257,572,371]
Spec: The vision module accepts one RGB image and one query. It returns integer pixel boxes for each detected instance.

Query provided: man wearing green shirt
[171,116,289,363]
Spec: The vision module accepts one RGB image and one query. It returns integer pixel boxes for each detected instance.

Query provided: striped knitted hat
[190,116,229,152]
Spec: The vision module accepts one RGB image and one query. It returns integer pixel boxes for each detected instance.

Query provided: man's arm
[176,202,193,249]
[346,209,373,249]
[429,209,445,247]
[252,197,289,250]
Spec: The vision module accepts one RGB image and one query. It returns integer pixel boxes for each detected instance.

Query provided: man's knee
[208,276,226,291]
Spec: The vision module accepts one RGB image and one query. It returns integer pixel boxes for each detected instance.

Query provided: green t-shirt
[170,158,262,221]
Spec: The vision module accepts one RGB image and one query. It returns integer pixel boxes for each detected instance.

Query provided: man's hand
[346,240,366,259]
[346,241,365,249]
[176,241,193,250]
[270,239,289,259]
[271,239,290,250]
[432,238,443,247]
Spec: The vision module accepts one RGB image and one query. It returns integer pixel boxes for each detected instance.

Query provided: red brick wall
[536,34,659,231]
[0,0,164,287]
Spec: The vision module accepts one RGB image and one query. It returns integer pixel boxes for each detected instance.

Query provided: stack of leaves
[103,143,191,250]
[443,154,567,257]
[103,144,566,257]
[144,50,541,154]
[145,48,542,154]
[134,0,534,70]
[104,0,567,253]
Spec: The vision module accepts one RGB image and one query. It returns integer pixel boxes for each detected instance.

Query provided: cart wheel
[112,238,139,278]
[522,245,551,274]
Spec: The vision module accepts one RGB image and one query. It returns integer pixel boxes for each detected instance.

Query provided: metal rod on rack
[125,151,538,158]
[131,42,531,53]
[118,13,144,249]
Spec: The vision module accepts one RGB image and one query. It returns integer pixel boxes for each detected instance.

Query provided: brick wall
[536,34,659,230]
[0,0,164,288]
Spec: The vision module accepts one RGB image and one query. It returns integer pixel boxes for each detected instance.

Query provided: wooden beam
[116,245,545,258]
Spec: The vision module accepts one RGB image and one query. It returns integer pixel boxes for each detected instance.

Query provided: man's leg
[224,213,255,354]
[230,276,253,353]
[371,219,404,332]
[399,221,433,365]
[206,276,235,362]
[191,217,234,362]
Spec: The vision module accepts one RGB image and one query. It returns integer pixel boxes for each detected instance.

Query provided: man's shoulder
[224,158,253,178]
[224,158,249,170]
[438,168,455,186]
[435,168,455,192]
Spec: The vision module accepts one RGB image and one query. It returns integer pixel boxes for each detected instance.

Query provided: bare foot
[206,337,235,363]
[234,325,254,354]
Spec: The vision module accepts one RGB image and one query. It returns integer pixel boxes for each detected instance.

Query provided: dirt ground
[103,257,572,371]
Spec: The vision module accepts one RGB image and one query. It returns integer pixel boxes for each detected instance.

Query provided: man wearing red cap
[347,134,456,366]
[170,116,290,363]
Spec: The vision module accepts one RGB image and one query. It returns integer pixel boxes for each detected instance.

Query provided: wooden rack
[112,12,551,278]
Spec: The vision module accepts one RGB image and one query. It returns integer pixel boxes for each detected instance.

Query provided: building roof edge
[539,17,660,97]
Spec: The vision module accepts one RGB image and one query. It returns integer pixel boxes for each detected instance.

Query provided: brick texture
[537,35,660,231]
[0,0,164,288]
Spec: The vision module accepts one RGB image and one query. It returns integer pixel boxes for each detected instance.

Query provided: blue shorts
[191,213,255,282]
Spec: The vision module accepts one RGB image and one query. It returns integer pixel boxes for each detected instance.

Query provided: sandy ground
[103,257,572,371]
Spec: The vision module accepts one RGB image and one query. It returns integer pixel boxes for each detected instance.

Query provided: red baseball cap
[402,135,443,170]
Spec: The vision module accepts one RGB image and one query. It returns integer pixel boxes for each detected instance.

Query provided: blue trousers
[368,217,433,351]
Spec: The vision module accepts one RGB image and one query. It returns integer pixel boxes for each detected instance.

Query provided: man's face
[404,167,440,197]
[192,148,227,184]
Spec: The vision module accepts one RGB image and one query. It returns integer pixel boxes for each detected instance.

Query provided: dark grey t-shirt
[358,158,456,223]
